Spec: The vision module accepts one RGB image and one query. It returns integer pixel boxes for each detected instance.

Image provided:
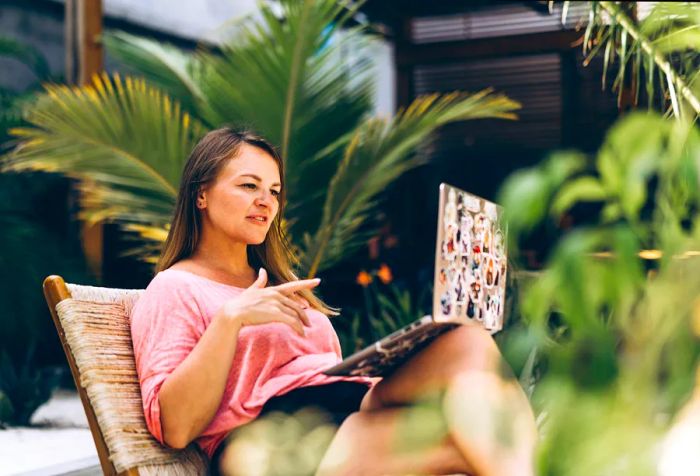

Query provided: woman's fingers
[273,278,320,295]
[279,295,311,327]
[273,310,305,337]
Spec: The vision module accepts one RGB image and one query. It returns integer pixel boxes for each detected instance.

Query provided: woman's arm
[157,269,318,449]
[158,314,242,449]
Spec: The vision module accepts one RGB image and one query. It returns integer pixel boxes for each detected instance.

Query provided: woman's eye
[271,189,281,197]
[242,183,257,190]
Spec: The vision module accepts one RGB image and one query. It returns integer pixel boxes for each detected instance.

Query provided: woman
[131,128,536,475]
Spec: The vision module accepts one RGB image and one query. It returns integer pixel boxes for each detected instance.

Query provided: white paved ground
[0,390,99,476]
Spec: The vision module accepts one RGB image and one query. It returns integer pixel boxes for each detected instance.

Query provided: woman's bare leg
[356,324,536,476]
[222,325,535,476]
[218,406,471,476]
[361,324,503,409]
[316,407,474,476]
[443,371,536,476]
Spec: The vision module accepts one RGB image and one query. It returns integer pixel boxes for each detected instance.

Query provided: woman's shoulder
[132,269,206,325]
[136,268,213,310]
[145,268,200,292]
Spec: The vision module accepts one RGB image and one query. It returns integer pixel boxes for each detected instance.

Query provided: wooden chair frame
[43,275,139,476]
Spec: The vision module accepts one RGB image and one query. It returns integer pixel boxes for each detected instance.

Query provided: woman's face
[199,143,282,245]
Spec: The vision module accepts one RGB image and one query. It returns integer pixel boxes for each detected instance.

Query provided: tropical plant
[554,1,700,119]
[0,346,61,426]
[335,265,432,355]
[498,112,700,474]
[0,37,90,421]
[217,407,338,476]
[0,36,52,147]
[2,0,519,277]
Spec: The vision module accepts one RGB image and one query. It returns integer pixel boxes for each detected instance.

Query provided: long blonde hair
[157,127,337,316]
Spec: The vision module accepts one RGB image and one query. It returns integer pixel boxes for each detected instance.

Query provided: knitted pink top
[130,268,374,457]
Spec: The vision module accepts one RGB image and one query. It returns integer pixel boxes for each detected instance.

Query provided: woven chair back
[43,276,208,476]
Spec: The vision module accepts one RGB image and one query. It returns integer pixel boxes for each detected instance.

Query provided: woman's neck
[184,233,257,287]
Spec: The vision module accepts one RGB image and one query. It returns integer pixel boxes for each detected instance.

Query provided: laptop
[323,183,508,377]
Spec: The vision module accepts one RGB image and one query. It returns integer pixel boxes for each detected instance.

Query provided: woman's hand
[217,268,319,336]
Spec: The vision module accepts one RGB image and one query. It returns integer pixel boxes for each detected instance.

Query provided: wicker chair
[43,275,208,476]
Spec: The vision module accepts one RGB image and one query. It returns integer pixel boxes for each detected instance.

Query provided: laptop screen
[432,183,507,332]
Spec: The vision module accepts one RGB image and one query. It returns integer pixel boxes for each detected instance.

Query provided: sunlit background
[1,1,699,475]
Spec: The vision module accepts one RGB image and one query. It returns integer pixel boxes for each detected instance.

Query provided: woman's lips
[246,216,268,226]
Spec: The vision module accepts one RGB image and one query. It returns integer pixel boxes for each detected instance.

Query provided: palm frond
[0,92,34,148]
[0,36,51,81]
[2,73,205,232]
[102,30,205,116]
[302,90,520,276]
[190,0,376,241]
[4,1,521,273]
[196,0,373,175]
[559,1,700,118]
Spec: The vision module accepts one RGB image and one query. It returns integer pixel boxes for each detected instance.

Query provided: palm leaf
[195,0,374,212]
[0,36,51,82]
[2,73,205,233]
[3,1,521,273]
[101,10,373,231]
[102,30,205,116]
[302,90,520,276]
[561,1,700,118]
[0,36,53,146]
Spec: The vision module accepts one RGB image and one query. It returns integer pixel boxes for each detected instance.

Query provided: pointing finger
[273,278,320,294]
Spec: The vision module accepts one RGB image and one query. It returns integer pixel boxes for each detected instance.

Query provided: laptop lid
[432,183,507,333]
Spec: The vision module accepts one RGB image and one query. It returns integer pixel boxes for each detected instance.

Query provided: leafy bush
[3,0,519,277]
[334,265,432,356]
[0,346,60,426]
[0,37,91,423]
[498,112,700,474]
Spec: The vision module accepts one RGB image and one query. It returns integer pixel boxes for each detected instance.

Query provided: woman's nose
[255,190,274,207]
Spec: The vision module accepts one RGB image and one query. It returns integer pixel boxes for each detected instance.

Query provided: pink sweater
[130,268,373,457]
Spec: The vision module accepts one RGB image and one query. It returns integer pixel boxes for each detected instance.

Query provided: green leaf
[193,0,375,236]
[571,1,700,118]
[0,36,51,81]
[600,202,622,223]
[2,73,205,234]
[303,90,520,275]
[102,30,205,115]
[499,168,551,240]
[551,176,607,216]
[652,27,700,54]
[499,151,585,241]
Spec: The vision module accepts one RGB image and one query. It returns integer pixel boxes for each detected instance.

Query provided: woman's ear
[196,188,207,210]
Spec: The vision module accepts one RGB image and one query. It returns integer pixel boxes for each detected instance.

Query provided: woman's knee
[433,325,501,371]
[439,324,497,351]
[336,411,371,435]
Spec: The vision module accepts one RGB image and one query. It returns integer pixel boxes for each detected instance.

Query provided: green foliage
[5,74,206,228]
[0,36,51,83]
[335,273,432,357]
[219,408,338,476]
[0,38,83,424]
[0,346,60,426]
[2,0,519,274]
[0,35,53,147]
[499,112,700,474]
[554,1,700,118]
[303,90,518,275]
[498,151,587,252]
[102,31,204,116]
[0,172,93,363]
